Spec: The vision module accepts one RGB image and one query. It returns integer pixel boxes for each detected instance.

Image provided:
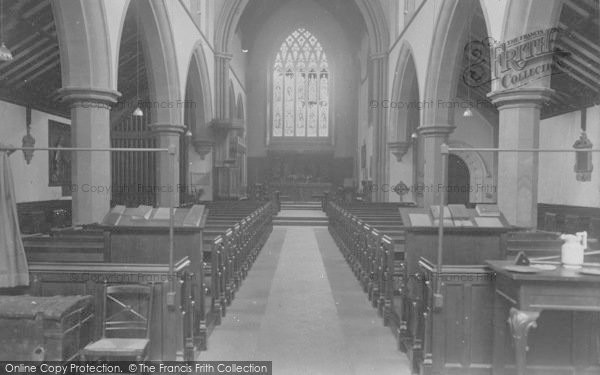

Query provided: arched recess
[114,0,182,125]
[51,0,114,91]
[422,0,486,128]
[186,43,214,149]
[447,140,495,203]
[183,44,215,201]
[388,42,422,203]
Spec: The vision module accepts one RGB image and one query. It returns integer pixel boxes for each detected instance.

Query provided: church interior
[0,0,599,373]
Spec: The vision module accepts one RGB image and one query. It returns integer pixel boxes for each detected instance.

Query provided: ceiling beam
[0,44,58,78]
[557,43,600,78]
[559,22,600,55]
[22,1,51,19]
[554,58,600,94]
[565,0,591,18]
[18,60,61,88]
[8,51,59,86]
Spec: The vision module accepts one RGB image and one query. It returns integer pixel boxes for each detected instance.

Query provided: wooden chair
[81,284,153,360]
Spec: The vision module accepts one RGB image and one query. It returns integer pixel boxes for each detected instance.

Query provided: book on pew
[408,213,433,226]
[448,204,474,227]
[474,216,504,228]
[183,205,207,227]
[101,205,126,226]
[430,205,452,220]
[475,204,501,216]
[152,207,171,221]
[448,204,469,219]
[129,205,153,220]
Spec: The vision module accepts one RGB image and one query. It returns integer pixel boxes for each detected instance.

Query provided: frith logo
[490,27,570,89]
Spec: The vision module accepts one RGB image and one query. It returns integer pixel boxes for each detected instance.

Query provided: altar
[272,182,332,201]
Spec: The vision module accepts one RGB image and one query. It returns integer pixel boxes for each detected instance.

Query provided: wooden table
[487,260,600,375]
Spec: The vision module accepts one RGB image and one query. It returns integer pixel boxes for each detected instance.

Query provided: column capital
[57,87,121,108]
[369,52,388,61]
[417,124,456,137]
[215,52,233,60]
[488,88,554,109]
[148,123,186,135]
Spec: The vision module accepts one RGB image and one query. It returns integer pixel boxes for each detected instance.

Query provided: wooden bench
[23,232,110,263]
[24,259,192,360]
[326,201,407,323]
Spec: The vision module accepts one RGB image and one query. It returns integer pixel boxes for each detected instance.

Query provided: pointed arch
[389,42,420,142]
[447,140,495,203]
[51,0,115,91]
[185,42,214,131]
[185,44,213,139]
[116,0,182,125]
[422,0,494,127]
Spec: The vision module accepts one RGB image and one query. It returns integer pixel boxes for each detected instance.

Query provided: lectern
[396,204,512,374]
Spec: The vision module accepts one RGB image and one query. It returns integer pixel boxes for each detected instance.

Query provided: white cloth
[0,151,29,287]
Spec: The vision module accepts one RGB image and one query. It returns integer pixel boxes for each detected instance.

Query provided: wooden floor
[200,222,411,374]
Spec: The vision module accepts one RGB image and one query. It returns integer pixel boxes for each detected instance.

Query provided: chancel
[0,0,599,373]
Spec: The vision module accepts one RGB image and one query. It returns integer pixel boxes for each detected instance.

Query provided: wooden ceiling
[0,0,595,122]
[457,0,600,121]
[547,0,600,118]
[0,0,66,117]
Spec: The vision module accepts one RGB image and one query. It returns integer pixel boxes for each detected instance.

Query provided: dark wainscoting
[537,203,600,237]
[248,156,353,189]
[17,199,72,234]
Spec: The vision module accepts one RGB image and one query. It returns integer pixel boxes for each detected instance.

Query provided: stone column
[148,123,186,207]
[369,52,388,202]
[215,52,233,120]
[488,88,553,227]
[57,87,120,225]
[417,125,455,207]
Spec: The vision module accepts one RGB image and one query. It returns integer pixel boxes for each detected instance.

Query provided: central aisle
[201,226,411,374]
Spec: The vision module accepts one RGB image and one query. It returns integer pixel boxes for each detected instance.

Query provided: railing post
[322,191,329,212]
[274,190,281,212]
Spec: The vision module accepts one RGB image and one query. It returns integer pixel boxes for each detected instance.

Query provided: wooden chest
[0,295,94,361]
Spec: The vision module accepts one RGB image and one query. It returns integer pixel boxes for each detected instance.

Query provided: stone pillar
[488,89,553,228]
[149,123,186,207]
[417,125,455,207]
[215,52,233,120]
[58,87,120,225]
[369,52,388,202]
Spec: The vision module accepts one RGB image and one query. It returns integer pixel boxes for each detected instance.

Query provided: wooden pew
[326,201,407,319]
[24,259,191,360]
[23,232,110,263]
[209,202,274,324]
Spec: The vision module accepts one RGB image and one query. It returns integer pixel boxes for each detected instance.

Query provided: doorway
[447,154,470,205]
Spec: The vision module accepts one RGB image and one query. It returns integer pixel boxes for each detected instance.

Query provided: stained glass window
[272,28,329,138]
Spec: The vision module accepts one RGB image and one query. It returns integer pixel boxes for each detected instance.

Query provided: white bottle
[560,231,587,269]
